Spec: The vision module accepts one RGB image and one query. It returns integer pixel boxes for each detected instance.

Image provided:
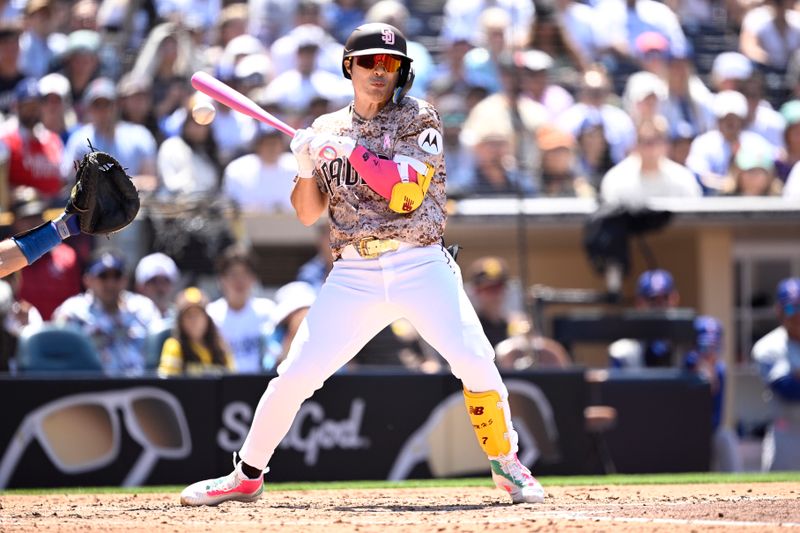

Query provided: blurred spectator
[18,0,57,78]
[442,0,534,49]
[622,71,668,123]
[157,92,222,197]
[739,71,786,150]
[158,287,234,376]
[248,0,294,45]
[427,30,475,101]
[723,146,783,196]
[560,67,636,165]
[262,281,316,371]
[211,2,248,57]
[661,50,715,140]
[527,3,587,87]
[59,29,102,120]
[710,52,785,150]
[552,0,601,65]
[61,77,159,194]
[667,121,696,166]
[518,50,574,120]
[1,78,65,198]
[601,116,702,204]
[270,3,344,77]
[574,114,614,188]
[0,21,24,116]
[155,0,221,34]
[592,0,688,66]
[296,224,333,291]
[324,0,364,45]
[777,100,800,180]
[52,248,162,375]
[460,54,548,193]
[131,22,197,120]
[364,1,435,98]
[135,252,180,320]
[68,0,98,32]
[222,125,296,213]
[631,31,669,79]
[261,28,351,117]
[609,269,681,369]
[37,73,74,144]
[436,93,473,195]
[751,277,800,471]
[117,73,161,144]
[11,188,81,320]
[462,7,512,94]
[206,245,275,373]
[686,90,774,193]
[465,256,528,349]
[739,0,800,71]
[537,124,595,198]
[218,34,267,83]
[710,51,752,93]
[683,315,741,472]
[0,275,43,370]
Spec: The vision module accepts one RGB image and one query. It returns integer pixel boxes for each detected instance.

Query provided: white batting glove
[290,128,316,179]
[309,134,356,162]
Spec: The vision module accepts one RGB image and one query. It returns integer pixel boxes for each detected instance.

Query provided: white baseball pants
[239,243,518,470]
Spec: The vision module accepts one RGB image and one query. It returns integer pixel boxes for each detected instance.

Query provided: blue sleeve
[770,375,800,401]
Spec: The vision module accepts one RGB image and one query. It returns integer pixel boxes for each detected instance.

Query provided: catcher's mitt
[65,150,140,235]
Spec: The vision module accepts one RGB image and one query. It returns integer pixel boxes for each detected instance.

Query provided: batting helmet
[342,22,415,102]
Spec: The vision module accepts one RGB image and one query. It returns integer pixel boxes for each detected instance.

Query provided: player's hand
[290,128,316,179]
[309,134,356,161]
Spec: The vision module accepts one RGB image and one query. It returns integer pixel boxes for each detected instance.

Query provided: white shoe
[489,453,546,504]
[180,460,264,507]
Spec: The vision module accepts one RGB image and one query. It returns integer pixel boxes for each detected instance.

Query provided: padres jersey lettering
[309,97,447,259]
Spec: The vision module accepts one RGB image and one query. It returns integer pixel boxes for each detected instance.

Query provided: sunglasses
[0,387,190,488]
[353,54,403,73]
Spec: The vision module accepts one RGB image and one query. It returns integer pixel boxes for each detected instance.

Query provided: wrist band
[12,221,65,265]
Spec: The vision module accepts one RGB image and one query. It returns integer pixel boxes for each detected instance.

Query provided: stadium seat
[144,326,173,370]
[16,324,102,372]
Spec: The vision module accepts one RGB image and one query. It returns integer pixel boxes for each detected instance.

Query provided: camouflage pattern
[309,97,447,259]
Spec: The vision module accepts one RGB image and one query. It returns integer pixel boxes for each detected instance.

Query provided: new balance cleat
[490,453,546,504]
[180,461,264,507]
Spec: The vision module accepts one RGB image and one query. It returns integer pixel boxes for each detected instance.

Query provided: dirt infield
[2,482,799,532]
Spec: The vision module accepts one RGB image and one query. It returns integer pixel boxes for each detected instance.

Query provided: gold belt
[356,237,401,259]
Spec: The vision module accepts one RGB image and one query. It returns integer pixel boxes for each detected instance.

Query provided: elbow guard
[387,155,435,214]
[349,147,435,214]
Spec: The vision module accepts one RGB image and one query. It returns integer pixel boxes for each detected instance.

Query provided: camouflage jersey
[309,96,447,260]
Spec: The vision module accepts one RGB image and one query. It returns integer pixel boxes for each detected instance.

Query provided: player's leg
[386,245,545,504]
[181,260,400,506]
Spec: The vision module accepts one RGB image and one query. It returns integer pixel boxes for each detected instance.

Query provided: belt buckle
[357,237,380,259]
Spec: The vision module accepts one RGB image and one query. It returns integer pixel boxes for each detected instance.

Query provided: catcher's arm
[5,150,140,277]
[7,212,80,275]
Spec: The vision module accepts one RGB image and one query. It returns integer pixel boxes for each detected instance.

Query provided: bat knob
[319,146,337,161]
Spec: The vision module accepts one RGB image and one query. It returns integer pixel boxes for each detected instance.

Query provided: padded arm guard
[349,146,434,214]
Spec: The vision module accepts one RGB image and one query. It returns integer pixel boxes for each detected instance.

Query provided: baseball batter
[180,23,545,506]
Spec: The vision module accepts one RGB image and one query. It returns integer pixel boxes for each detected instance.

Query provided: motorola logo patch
[417,128,443,155]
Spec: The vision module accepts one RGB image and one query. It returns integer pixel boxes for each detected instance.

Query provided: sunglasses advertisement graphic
[0,387,191,488]
[388,380,560,481]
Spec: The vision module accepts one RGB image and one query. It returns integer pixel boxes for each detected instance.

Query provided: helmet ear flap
[393,64,415,104]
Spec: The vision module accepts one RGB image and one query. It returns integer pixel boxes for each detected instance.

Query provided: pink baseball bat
[190,71,296,138]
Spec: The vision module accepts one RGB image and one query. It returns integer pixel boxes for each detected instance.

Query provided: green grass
[3,471,799,496]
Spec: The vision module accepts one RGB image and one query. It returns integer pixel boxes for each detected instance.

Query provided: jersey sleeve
[392,101,445,177]
[158,337,184,376]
